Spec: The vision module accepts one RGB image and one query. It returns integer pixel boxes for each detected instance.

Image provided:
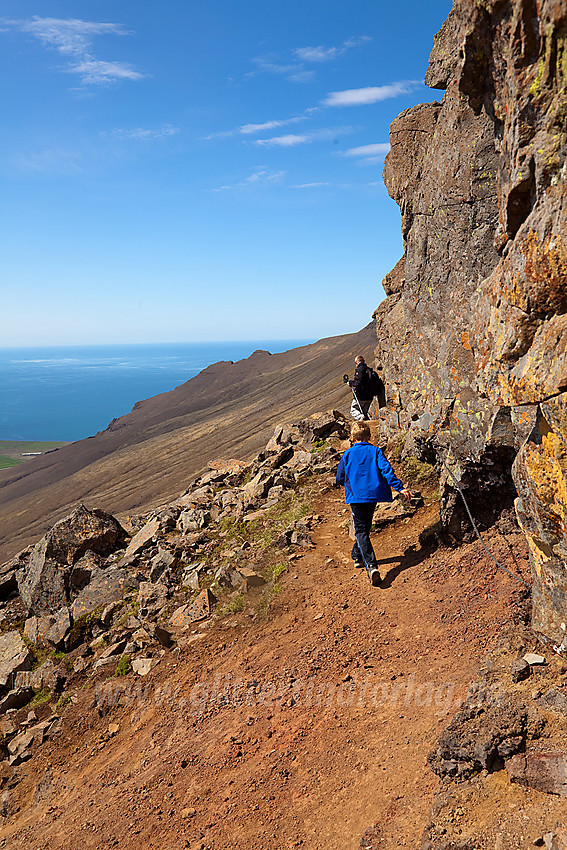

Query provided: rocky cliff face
[377,0,567,645]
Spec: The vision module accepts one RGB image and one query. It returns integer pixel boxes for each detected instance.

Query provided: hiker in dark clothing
[346,355,373,420]
[336,421,411,586]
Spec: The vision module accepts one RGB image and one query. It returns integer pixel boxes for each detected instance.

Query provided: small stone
[108,723,120,737]
[150,625,174,648]
[524,653,546,665]
[131,658,156,676]
[238,568,266,589]
[511,659,531,682]
[73,657,88,674]
[181,807,197,818]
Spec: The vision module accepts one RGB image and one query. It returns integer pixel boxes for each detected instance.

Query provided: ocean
[0,341,312,443]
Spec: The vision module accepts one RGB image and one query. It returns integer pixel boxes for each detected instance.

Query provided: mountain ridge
[0,324,376,563]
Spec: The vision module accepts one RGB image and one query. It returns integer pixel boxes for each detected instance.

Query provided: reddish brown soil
[1,488,532,850]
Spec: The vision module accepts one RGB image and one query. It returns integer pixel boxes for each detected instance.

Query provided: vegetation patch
[55,693,71,713]
[0,455,22,469]
[401,456,438,487]
[115,654,131,676]
[221,594,245,615]
[31,687,52,707]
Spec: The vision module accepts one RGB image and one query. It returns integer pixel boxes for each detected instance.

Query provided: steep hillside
[0,325,375,563]
[0,416,539,850]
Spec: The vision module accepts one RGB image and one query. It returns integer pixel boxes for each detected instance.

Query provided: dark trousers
[350,502,377,567]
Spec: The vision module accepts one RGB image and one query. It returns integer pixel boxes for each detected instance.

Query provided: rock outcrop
[377,0,567,645]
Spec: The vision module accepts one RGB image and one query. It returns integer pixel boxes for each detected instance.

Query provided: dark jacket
[336,442,403,504]
[349,363,372,400]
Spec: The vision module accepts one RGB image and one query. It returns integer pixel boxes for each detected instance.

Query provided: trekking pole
[344,373,366,420]
[351,387,365,420]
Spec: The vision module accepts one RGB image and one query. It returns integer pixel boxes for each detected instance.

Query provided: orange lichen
[461,331,472,351]
[522,230,567,314]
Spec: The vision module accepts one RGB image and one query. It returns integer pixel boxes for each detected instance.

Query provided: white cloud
[70,58,143,84]
[342,143,391,164]
[293,36,371,63]
[204,113,315,141]
[247,36,370,84]
[323,81,419,107]
[2,16,143,85]
[246,58,299,78]
[211,168,286,192]
[240,115,308,135]
[105,125,180,141]
[286,69,315,84]
[255,127,354,147]
[256,134,308,147]
[292,182,333,188]
[294,46,338,63]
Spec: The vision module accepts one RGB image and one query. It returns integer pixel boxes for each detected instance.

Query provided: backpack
[366,367,386,408]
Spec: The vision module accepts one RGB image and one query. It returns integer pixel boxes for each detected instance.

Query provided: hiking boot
[366,566,381,587]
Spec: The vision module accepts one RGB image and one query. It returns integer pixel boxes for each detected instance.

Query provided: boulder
[15,659,63,692]
[149,549,178,582]
[117,517,160,566]
[428,695,527,779]
[538,689,567,717]
[70,568,138,621]
[507,753,567,797]
[237,568,266,590]
[510,658,531,683]
[242,471,274,502]
[176,486,214,509]
[177,509,210,533]
[17,505,126,615]
[170,588,217,628]
[0,559,19,602]
[0,687,33,714]
[132,658,157,676]
[137,581,169,620]
[0,631,33,690]
[182,569,200,591]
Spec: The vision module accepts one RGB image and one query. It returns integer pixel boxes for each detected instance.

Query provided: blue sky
[1,1,451,346]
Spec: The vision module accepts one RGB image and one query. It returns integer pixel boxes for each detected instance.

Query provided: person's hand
[343,373,349,383]
[399,489,412,505]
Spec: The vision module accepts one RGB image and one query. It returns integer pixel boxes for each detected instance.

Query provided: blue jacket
[336,442,403,504]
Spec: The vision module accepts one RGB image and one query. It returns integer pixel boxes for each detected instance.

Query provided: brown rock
[507,753,567,797]
[0,631,33,690]
[16,505,126,615]
[117,517,160,565]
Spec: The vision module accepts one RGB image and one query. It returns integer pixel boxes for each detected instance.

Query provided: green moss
[401,456,437,485]
[55,693,71,713]
[310,439,329,454]
[263,561,288,583]
[115,654,131,676]
[387,433,405,463]
[31,687,52,706]
[221,594,245,615]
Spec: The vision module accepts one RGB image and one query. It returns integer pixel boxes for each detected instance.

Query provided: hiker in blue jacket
[336,421,411,586]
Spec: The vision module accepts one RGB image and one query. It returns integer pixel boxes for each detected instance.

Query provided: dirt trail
[1,487,530,849]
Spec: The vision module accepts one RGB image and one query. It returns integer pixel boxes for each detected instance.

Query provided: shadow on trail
[378,541,437,589]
